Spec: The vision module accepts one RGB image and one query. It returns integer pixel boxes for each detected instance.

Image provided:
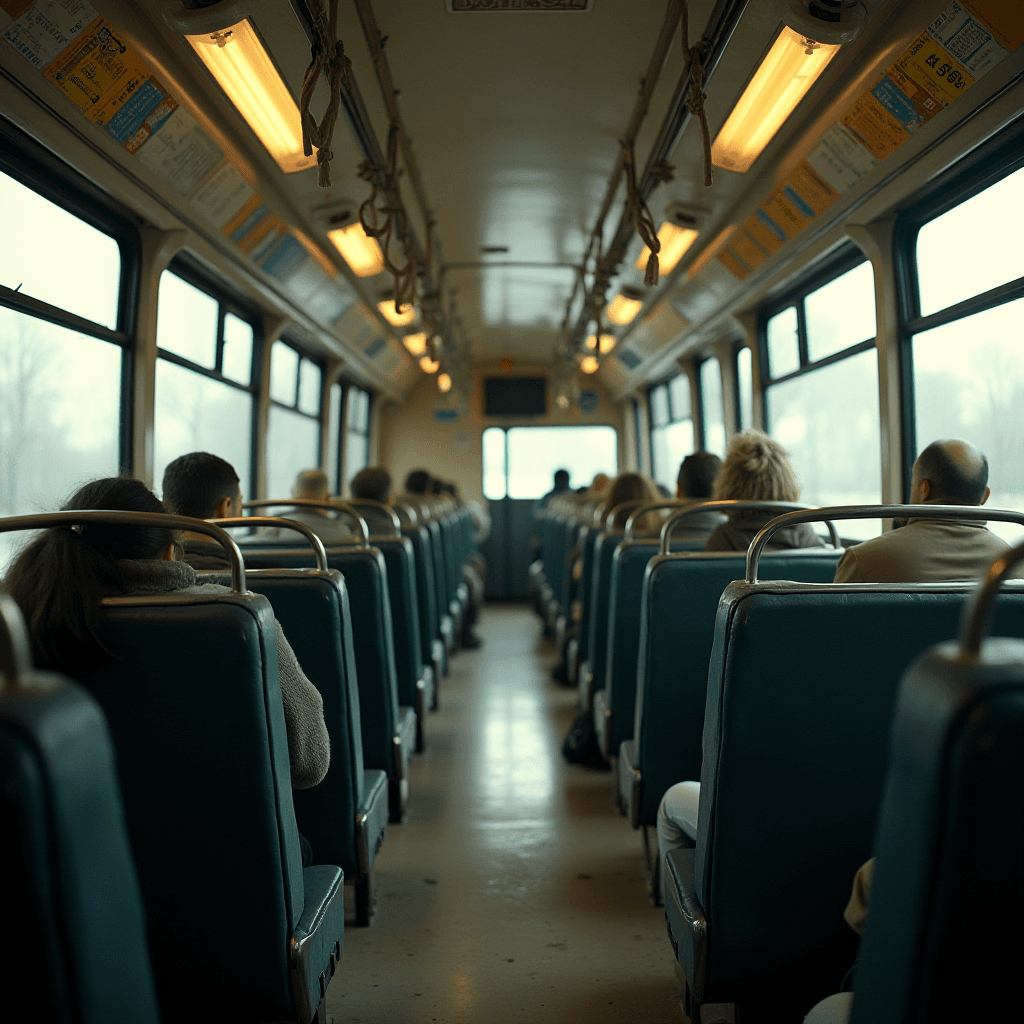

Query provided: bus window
[266,339,322,498]
[222,314,254,386]
[482,427,507,500]
[736,346,754,432]
[327,382,342,493]
[913,296,1024,544]
[650,375,694,492]
[765,306,799,379]
[485,426,617,499]
[805,262,875,363]
[699,357,726,457]
[344,386,371,482]
[156,273,219,369]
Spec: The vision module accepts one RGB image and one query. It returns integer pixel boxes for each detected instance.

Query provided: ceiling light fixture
[636,223,699,277]
[437,373,452,393]
[173,11,316,175]
[606,292,644,325]
[419,356,440,374]
[586,333,616,354]
[378,299,416,327]
[328,222,385,277]
[710,0,867,175]
[580,355,599,375]
[403,332,428,356]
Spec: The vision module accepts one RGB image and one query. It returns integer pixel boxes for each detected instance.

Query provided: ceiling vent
[663,201,711,234]
[311,199,358,231]
[446,0,593,11]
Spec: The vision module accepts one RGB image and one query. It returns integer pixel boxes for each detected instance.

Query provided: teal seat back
[695,582,1024,1009]
[633,549,841,825]
[574,527,600,663]
[369,537,424,707]
[403,524,440,660]
[0,674,159,1024]
[585,529,623,694]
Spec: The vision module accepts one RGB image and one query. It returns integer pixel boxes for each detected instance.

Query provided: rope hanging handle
[622,139,663,287]
[299,0,351,188]
[681,0,713,187]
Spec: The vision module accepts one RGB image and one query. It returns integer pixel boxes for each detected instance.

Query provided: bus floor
[330,602,681,1024]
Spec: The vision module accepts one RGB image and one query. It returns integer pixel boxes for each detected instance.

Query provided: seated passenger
[274,468,353,545]
[834,439,1007,583]
[1,476,329,790]
[672,451,726,542]
[538,468,571,510]
[350,466,398,533]
[601,471,660,530]
[704,430,827,551]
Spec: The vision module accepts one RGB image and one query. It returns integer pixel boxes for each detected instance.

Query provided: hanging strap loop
[682,0,714,187]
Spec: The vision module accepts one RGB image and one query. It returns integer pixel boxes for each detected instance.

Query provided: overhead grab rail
[210,517,328,572]
[746,505,1024,584]
[344,498,403,537]
[0,593,32,691]
[0,511,246,592]
[960,539,1024,656]
[659,500,837,556]
[242,499,370,546]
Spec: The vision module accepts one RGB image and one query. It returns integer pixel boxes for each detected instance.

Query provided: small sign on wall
[580,389,599,414]
[435,408,458,422]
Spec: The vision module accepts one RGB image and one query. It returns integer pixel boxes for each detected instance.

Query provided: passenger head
[912,439,990,506]
[714,430,800,503]
[590,473,611,496]
[351,466,392,504]
[405,469,432,495]
[604,472,659,526]
[291,468,330,502]
[554,469,570,490]
[677,451,723,500]
[1,477,179,673]
[162,452,242,519]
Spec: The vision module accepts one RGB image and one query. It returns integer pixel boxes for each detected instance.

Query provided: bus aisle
[331,602,678,1023]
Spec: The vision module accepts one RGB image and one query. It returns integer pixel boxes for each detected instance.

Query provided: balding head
[292,469,330,501]
[912,439,991,506]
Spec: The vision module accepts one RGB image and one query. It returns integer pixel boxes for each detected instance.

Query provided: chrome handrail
[623,499,688,542]
[0,510,246,591]
[344,498,402,536]
[391,501,418,525]
[0,594,31,691]
[603,499,645,529]
[661,501,837,557]
[243,499,369,545]
[211,517,328,572]
[746,505,1024,584]
[960,538,1024,656]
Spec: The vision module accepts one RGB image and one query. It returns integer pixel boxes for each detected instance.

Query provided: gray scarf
[113,559,196,595]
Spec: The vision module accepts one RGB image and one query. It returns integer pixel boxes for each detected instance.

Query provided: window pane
[917,166,1024,318]
[0,169,120,329]
[222,312,253,385]
[344,428,369,484]
[0,308,121,571]
[668,374,691,422]
[650,384,670,428]
[483,426,507,500]
[652,420,695,492]
[768,348,881,540]
[805,262,876,362]
[298,359,322,416]
[327,382,342,494]
[266,404,319,500]
[700,358,726,457]
[347,386,370,431]
[157,272,218,368]
[154,360,252,503]
[766,306,800,379]
[506,426,617,499]
[737,346,754,431]
[270,341,299,406]
[912,295,1024,544]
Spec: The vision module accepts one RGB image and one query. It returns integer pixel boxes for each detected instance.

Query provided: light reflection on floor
[330,603,678,1024]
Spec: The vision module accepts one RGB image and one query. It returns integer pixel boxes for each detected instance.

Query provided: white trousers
[656,780,701,866]
[803,992,853,1023]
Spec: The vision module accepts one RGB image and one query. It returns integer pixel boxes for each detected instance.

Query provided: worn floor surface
[329,603,680,1024]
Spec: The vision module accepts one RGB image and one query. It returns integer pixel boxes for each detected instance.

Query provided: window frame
[0,115,141,472]
[894,116,1024,499]
[733,340,754,432]
[337,380,373,492]
[157,255,264,497]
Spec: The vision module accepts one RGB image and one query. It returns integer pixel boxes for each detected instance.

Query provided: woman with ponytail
[704,430,827,551]
[1,477,329,791]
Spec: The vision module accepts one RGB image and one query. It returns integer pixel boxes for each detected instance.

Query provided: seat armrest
[290,865,345,1024]
[664,848,708,1003]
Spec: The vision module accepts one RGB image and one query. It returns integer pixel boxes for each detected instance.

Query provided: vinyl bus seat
[0,594,160,1024]
[0,512,347,1024]
[663,505,1024,1022]
[850,541,1024,1024]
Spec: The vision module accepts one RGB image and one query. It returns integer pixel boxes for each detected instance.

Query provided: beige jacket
[834,518,1008,584]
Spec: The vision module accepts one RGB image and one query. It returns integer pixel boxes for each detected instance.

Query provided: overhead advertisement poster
[713,0,1024,280]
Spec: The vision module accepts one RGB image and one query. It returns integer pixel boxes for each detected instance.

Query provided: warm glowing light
[580,355,599,374]
[586,333,616,354]
[606,293,643,325]
[419,356,440,373]
[185,20,316,174]
[403,332,427,356]
[636,223,699,276]
[327,222,385,277]
[555,394,570,409]
[711,27,841,173]
[688,225,738,278]
[437,373,452,393]
[378,299,415,326]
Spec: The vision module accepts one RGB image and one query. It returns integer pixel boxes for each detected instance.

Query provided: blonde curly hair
[713,429,800,503]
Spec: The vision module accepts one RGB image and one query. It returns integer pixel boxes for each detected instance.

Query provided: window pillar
[258,314,288,499]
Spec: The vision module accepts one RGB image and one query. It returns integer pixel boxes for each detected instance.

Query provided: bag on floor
[561,705,610,770]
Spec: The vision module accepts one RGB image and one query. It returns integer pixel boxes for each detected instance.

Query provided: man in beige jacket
[834,439,1008,584]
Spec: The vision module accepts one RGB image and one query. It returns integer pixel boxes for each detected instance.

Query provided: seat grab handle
[212,517,328,572]
[244,499,369,546]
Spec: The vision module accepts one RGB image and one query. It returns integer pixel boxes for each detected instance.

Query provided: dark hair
[162,452,239,518]
[351,466,392,503]
[405,469,432,495]
[916,440,989,504]
[554,469,570,487]
[678,451,723,499]
[1,477,176,674]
